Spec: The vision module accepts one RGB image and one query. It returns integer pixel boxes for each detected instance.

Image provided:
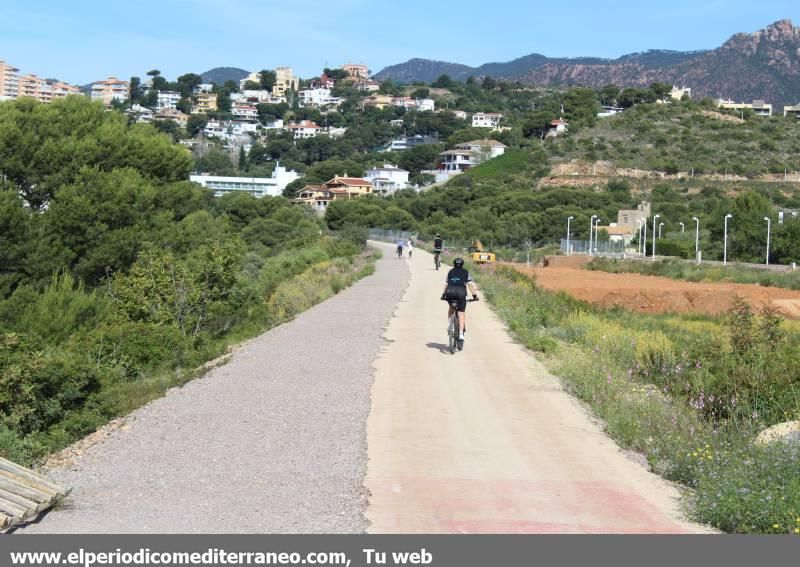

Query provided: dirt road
[365,250,709,533]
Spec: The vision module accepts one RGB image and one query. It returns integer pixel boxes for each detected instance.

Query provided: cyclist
[433,234,443,268]
[407,238,414,258]
[441,257,478,341]
[395,238,404,258]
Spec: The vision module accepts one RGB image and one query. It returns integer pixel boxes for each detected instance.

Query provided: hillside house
[288,120,322,139]
[784,103,800,120]
[156,91,181,111]
[155,108,189,127]
[365,164,410,194]
[232,102,258,121]
[456,139,507,160]
[472,112,503,129]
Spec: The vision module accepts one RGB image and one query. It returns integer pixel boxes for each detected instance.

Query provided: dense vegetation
[478,264,800,534]
[551,99,800,177]
[0,97,371,464]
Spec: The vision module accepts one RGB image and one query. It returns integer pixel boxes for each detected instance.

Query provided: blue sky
[0,0,797,84]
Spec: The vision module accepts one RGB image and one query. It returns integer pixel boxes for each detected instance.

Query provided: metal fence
[560,239,627,256]
[368,229,419,243]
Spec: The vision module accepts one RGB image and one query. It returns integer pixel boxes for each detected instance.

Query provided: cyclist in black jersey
[433,234,443,268]
[441,257,478,340]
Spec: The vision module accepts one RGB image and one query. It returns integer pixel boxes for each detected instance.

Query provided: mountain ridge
[374,20,800,105]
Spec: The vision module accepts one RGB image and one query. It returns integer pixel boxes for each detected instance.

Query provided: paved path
[365,249,710,533]
[21,245,408,533]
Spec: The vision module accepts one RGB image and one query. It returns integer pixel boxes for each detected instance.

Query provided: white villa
[365,164,410,194]
[472,112,503,129]
[190,164,300,198]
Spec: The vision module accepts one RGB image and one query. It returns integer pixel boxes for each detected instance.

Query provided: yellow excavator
[468,240,496,264]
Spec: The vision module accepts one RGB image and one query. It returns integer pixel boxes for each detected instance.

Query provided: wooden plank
[0,498,27,522]
[0,477,51,504]
[0,488,43,513]
[0,458,64,495]
[0,511,12,530]
[0,469,59,498]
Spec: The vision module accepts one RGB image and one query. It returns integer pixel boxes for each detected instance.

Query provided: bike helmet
[435,233,441,238]
[453,257,465,268]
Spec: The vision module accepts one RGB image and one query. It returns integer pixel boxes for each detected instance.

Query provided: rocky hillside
[376,20,800,106]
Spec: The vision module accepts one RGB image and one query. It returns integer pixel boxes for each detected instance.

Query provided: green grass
[475,264,800,534]
[588,257,800,291]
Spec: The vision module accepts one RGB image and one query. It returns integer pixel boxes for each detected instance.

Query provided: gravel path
[20,244,408,533]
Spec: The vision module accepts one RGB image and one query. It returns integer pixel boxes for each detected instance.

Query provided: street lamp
[593,218,601,253]
[659,222,664,239]
[566,216,574,255]
[723,214,733,265]
[652,214,661,258]
[637,219,643,255]
[679,222,685,233]
[764,216,771,266]
[590,215,597,255]
[692,217,700,261]
[643,217,648,257]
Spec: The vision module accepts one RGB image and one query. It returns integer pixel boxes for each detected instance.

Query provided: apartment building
[272,67,299,97]
[0,60,20,100]
[19,74,52,102]
[17,73,80,103]
[193,92,218,113]
[91,77,130,106]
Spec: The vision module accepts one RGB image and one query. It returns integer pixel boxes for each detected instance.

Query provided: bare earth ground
[511,259,800,318]
[365,249,711,533]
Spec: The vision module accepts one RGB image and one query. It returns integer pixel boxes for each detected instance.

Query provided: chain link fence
[560,239,627,256]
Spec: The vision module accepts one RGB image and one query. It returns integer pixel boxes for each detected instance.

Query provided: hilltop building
[784,103,800,120]
[365,164,410,194]
[715,98,773,117]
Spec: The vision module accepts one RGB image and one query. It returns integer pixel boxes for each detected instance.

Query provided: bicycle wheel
[448,314,457,354]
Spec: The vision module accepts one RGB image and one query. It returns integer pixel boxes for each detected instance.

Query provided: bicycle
[445,298,478,354]
[433,252,441,270]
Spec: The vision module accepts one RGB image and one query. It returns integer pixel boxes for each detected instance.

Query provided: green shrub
[19,272,109,345]
[0,333,101,435]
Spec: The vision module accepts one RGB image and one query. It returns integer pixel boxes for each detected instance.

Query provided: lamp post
[589,214,597,255]
[566,216,574,255]
[637,219,643,255]
[643,218,648,257]
[659,222,664,239]
[764,216,771,266]
[652,214,660,258]
[692,217,700,261]
[593,218,601,253]
[723,214,733,266]
[679,222,685,233]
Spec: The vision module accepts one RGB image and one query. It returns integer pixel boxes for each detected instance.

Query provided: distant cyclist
[395,238,404,258]
[441,257,479,341]
[407,238,414,258]
[433,233,443,269]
